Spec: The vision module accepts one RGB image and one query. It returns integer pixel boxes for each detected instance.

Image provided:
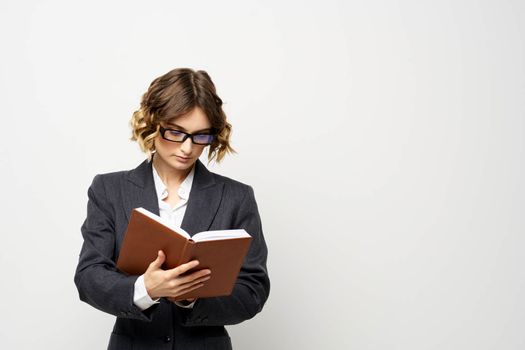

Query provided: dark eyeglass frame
[159,126,217,145]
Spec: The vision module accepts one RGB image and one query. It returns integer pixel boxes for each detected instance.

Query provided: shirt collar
[152,163,195,201]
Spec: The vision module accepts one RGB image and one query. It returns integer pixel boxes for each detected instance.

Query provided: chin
[169,157,195,169]
[154,152,197,171]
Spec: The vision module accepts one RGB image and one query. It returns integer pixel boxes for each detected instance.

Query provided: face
[153,106,213,173]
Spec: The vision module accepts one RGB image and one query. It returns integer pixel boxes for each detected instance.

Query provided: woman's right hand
[144,250,211,300]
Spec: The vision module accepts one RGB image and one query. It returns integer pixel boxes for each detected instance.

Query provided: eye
[193,134,215,144]
[162,129,187,142]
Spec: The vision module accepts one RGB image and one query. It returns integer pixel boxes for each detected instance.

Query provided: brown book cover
[116,207,252,300]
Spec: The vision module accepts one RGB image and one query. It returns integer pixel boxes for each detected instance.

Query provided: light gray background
[1,0,524,349]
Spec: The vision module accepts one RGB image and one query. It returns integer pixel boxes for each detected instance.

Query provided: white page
[191,229,251,242]
[135,207,191,239]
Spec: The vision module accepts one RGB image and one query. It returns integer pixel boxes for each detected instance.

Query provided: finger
[178,269,211,285]
[169,260,200,278]
[149,250,165,270]
[167,296,198,303]
[170,282,205,299]
[177,274,211,290]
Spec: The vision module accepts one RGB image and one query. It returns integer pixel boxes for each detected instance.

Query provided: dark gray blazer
[74,157,270,350]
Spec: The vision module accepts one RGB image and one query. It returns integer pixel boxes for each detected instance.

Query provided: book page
[192,229,251,242]
[136,207,191,239]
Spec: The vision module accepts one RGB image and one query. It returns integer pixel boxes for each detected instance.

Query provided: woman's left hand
[168,297,197,304]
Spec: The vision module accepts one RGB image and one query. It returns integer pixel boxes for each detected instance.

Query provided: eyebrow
[166,122,213,133]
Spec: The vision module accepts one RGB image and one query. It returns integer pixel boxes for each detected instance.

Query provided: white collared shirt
[133,162,196,310]
[153,161,195,225]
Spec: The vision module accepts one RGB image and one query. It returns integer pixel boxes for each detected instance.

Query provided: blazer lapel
[123,157,224,237]
[122,158,159,222]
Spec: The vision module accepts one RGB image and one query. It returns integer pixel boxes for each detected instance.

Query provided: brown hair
[130,68,235,163]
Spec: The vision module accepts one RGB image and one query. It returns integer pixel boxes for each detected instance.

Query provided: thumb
[149,250,165,269]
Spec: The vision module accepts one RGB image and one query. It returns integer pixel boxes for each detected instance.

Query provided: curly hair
[130,68,236,163]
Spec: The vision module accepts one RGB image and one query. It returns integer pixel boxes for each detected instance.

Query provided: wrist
[143,276,157,299]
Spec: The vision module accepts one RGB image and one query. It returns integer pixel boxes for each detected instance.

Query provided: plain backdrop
[1,0,524,349]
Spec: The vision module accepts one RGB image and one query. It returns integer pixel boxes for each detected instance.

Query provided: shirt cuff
[173,299,197,308]
[133,274,160,311]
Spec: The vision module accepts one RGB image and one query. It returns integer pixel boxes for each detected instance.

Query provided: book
[116,207,252,300]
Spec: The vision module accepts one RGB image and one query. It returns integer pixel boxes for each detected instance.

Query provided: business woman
[74,68,270,350]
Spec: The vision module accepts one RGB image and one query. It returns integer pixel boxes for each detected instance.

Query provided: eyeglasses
[159,126,216,145]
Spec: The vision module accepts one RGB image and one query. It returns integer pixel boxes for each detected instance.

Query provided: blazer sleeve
[74,174,157,321]
[181,185,271,327]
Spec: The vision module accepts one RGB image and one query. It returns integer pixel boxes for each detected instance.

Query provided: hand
[167,297,198,304]
[144,250,211,300]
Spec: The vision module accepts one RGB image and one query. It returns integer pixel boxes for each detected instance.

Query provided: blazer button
[164,335,172,342]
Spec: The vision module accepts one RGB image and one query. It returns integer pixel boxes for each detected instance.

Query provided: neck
[152,153,193,187]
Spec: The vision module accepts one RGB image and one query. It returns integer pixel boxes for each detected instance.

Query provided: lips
[176,155,190,161]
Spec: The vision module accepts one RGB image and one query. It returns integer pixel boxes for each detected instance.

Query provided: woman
[74,68,270,350]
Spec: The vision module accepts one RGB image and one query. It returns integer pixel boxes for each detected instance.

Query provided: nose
[180,137,193,154]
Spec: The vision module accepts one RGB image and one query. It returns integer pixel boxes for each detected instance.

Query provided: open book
[116,207,252,300]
